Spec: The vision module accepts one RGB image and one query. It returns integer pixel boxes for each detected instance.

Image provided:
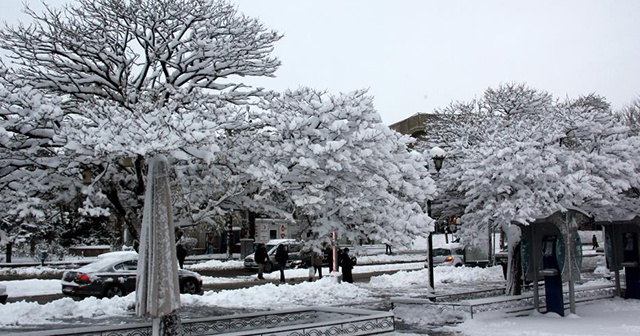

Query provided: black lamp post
[427,147,446,293]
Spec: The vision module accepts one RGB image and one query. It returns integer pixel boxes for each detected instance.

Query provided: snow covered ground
[0,249,636,335]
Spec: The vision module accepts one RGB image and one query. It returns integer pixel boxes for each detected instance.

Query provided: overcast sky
[2,1,639,125]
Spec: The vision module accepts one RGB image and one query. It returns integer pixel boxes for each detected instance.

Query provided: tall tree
[0,0,282,243]
[619,97,640,135]
[0,65,83,260]
[243,88,437,247]
[435,83,640,294]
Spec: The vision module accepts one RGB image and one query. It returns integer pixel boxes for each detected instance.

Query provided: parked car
[0,283,7,304]
[61,251,203,298]
[243,239,304,273]
[424,244,465,268]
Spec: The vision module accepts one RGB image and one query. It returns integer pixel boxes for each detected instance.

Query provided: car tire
[455,263,462,267]
[104,285,125,298]
[264,261,273,273]
[181,279,200,295]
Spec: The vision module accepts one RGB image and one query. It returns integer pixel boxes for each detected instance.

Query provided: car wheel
[181,279,200,295]
[104,285,125,298]
[264,261,273,273]
[455,263,463,267]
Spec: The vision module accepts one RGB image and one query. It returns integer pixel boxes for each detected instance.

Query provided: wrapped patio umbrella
[136,155,181,335]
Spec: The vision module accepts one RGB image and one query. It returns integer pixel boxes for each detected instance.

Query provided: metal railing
[391,284,616,319]
[4,307,394,336]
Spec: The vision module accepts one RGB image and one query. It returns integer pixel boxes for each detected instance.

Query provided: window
[115,260,138,271]
[288,244,302,253]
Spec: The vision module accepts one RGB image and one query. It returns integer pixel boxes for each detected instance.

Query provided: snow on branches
[245,88,436,247]
[435,84,640,244]
[0,0,282,107]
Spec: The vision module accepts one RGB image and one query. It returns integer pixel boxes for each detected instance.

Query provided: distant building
[389,113,431,138]
[388,113,446,148]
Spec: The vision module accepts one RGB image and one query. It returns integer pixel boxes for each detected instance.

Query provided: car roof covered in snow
[266,239,300,245]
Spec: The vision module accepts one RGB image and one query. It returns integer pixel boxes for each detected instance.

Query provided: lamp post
[427,147,446,292]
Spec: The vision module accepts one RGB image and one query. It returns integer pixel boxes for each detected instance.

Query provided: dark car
[61,251,203,298]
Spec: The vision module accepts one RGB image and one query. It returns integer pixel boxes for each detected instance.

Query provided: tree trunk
[111,214,124,251]
[226,215,233,260]
[5,242,12,263]
[506,241,523,295]
[248,211,256,239]
[104,187,140,250]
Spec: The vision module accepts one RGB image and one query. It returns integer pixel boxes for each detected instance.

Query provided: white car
[424,244,465,268]
[0,283,7,304]
[243,239,304,273]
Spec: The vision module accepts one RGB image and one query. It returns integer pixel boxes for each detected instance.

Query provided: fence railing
[392,283,616,319]
[4,306,394,336]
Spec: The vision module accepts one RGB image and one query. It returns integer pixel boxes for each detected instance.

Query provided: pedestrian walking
[592,234,599,250]
[340,248,355,283]
[300,246,314,281]
[254,243,268,280]
[175,230,187,269]
[385,243,393,255]
[275,244,289,283]
[312,250,324,280]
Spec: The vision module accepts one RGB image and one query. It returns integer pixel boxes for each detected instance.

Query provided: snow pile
[187,259,244,271]
[0,266,61,277]
[356,253,423,265]
[437,266,504,284]
[0,295,135,327]
[183,278,373,309]
[3,279,61,297]
[368,266,504,289]
[453,298,640,336]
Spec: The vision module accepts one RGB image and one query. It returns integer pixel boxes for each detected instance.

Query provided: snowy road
[0,251,609,335]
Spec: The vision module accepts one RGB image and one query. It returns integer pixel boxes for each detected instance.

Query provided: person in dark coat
[275,244,289,283]
[592,234,599,250]
[325,245,336,273]
[312,250,324,280]
[340,248,355,283]
[175,231,187,269]
[254,243,268,280]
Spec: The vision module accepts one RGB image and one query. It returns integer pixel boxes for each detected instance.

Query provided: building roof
[389,113,443,138]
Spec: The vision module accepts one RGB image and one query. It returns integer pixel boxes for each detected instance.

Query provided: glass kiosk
[622,233,640,299]
[541,235,564,316]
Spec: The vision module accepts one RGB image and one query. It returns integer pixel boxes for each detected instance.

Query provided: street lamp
[430,147,446,173]
[427,146,446,293]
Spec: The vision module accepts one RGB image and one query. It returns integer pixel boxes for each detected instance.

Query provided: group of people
[253,243,357,284]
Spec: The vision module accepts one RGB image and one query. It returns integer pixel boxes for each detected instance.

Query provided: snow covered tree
[435,83,640,295]
[619,97,640,135]
[0,0,282,244]
[0,64,87,261]
[241,88,437,248]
